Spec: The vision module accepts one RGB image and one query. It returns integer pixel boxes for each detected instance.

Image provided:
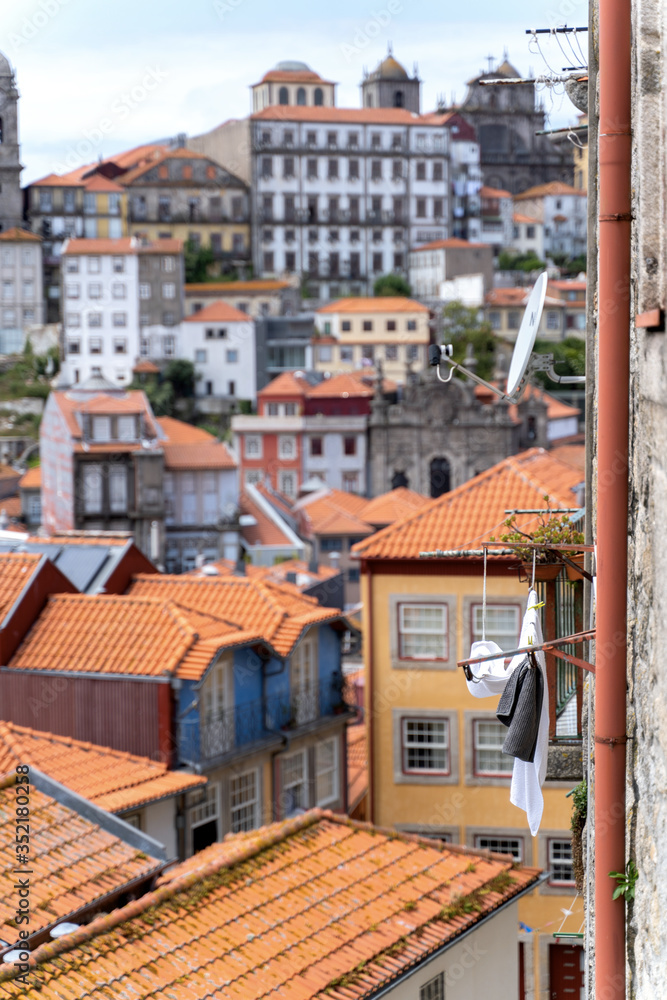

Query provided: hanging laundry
[465,590,549,835]
[496,651,544,763]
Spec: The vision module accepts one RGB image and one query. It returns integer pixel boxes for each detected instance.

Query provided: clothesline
[457,629,596,680]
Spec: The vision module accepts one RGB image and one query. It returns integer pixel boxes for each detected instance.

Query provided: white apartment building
[182,301,256,403]
[444,112,484,242]
[0,229,44,353]
[61,237,184,386]
[514,181,587,258]
[250,108,451,300]
[511,212,545,259]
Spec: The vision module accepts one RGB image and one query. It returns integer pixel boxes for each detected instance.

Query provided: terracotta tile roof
[317,296,428,314]
[0,553,42,621]
[491,383,581,422]
[258,69,334,84]
[0,227,41,242]
[363,487,430,526]
[186,280,291,294]
[547,443,586,473]
[549,279,586,291]
[480,185,512,198]
[0,772,164,945]
[0,497,22,520]
[513,212,541,224]
[7,594,241,679]
[0,722,204,813]
[0,465,19,482]
[352,447,584,559]
[158,416,237,470]
[412,237,491,251]
[0,810,540,998]
[132,359,160,374]
[255,480,298,519]
[18,466,41,489]
[515,181,587,199]
[62,237,135,255]
[157,415,216,443]
[240,489,296,547]
[296,486,370,519]
[82,174,125,193]
[484,287,530,306]
[119,148,221,185]
[307,371,396,398]
[258,371,309,397]
[136,238,184,254]
[127,574,342,659]
[184,300,251,323]
[238,559,341,589]
[302,500,374,538]
[252,106,452,124]
[51,389,161,443]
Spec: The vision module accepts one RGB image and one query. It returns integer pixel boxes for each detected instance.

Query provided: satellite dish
[506,271,548,398]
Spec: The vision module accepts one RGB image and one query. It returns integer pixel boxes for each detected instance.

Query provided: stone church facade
[451,57,573,195]
[0,52,23,232]
[368,368,549,497]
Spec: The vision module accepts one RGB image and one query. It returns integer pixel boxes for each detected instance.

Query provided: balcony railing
[129,209,250,225]
[179,674,345,764]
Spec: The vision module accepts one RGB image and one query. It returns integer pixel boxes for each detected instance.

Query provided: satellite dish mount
[429,272,585,402]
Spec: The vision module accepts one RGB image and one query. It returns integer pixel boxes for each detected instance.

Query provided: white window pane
[109,467,127,513]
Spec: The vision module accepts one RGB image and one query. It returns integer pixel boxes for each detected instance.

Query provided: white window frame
[162,282,176,299]
[189,784,219,829]
[473,834,524,861]
[281,749,308,815]
[92,416,111,442]
[109,466,128,513]
[419,973,444,1000]
[230,768,259,833]
[245,470,263,486]
[472,718,514,777]
[82,463,103,514]
[547,838,575,886]
[291,634,317,726]
[315,737,339,806]
[397,603,448,661]
[140,283,152,300]
[401,717,450,775]
[278,435,297,460]
[471,603,521,651]
[279,470,297,499]
[244,435,262,459]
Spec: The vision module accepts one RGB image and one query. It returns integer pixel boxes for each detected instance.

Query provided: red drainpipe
[596,0,631,992]
[364,558,375,824]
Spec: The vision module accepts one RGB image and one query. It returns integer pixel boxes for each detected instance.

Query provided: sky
[1,0,588,184]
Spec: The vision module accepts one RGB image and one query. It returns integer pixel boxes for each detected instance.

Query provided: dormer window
[92,416,111,441]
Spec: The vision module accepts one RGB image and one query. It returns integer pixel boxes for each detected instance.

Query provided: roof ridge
[504,449,574,505]
[0,720,167,768]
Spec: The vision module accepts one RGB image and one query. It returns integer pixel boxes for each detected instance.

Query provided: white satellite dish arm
[431,346,511,400]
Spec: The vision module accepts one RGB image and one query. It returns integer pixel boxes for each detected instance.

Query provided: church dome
[372,55,409,81]
[274,60,312,72]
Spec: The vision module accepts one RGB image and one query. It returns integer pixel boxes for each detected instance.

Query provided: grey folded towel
[496,651,544,763]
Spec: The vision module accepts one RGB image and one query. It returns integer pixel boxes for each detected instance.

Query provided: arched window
[393,90,404,108]
[279,86,289,105]
[391,470,409,490]
[314,87,323,106]
[366,93,373,108]
[429,457,451,498]
[296,87,306,106]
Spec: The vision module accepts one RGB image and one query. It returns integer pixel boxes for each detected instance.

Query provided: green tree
[164,359,196,398]
[373,273,412,297]
[497,250,546,272]
[440,301,496,382]
[184,239,215,283]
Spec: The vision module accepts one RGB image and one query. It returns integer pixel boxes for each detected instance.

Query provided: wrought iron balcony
[179,673,346,764]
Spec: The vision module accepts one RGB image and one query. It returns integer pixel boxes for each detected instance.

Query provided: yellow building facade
[313,297,431,384]
[353,448,586,999]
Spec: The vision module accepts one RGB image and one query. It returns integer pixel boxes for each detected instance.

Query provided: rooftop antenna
[428,272,585,401]
[486,54,495,73]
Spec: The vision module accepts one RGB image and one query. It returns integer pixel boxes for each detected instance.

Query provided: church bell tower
[0,52,24,232]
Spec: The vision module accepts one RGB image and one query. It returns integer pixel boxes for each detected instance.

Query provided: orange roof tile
[258,68,334,84]
[347,724,368,811]
[513,212,541,224]
[62,237,135,255]
[137,238,183,254]
[317,296,428,315]
[300,499,373,538]
[363,487,430,526]
[258,371,310,397]
[0,464,19,481]
[158,414,237,470]
[183,300,251,323]
[0,227,41,242]
[515,181,587,199]
[132,359,160,374]
[186,280,290,294]
[0,772,164,945]
[0,497,22,520]
[549,279,587,291]
[0,553,43,621]
[307,371,394,398]
[548,443,586,473]
[0,722,204,813]
[18,466,40,489]
[240,489,296,547]
[51,390,161,443]
[82,174,125,193]
[352,447,584,559]
[157,415,216,443]
[127,574,343,659]
[412,237,491,251]
[0,810,540,998]
[119,148,226,186]
[480,185,512,198]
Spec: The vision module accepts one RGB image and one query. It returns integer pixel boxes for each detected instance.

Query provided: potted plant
[495,496,585,581]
